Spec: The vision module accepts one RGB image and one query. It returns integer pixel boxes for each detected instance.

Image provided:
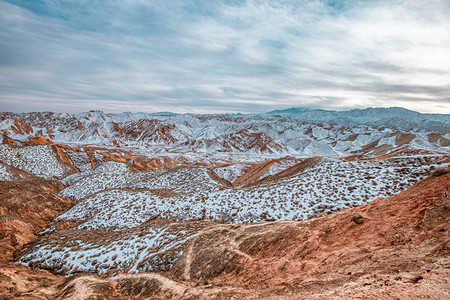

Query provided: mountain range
[1,107,449,158]
[0,106,449,299]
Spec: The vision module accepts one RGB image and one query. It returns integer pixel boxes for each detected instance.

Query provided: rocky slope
[0,177,70,263]
[0,167,448,299]
[0,176,72,300]
[2,132,447,230]
[268,106,450,131]
[0,107,448,299]
[1,108,449,157]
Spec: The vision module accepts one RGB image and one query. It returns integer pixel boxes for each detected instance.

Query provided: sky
[0,0,449,114]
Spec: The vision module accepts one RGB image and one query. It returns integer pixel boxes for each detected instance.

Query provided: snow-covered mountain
[0,107,449,157]
[1,106,449,291]
[268,107,450,131]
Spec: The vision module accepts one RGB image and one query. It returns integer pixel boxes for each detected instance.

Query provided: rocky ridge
[0,167,448,299]
[0,107,449,299]
[1,108,449,157]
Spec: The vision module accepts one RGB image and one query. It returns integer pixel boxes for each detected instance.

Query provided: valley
[0,107,449,299]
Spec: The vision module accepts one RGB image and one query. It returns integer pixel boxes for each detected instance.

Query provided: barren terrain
[0,109,448,299]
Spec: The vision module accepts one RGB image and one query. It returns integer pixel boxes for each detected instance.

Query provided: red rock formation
[1,168,447,299]
[0,179,71,263]
[28,136,55,145]
[10,120,33,135]
[47,128,55,139]
[0,129,10,136]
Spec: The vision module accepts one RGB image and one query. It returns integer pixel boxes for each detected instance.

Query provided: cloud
[0,0,449,114]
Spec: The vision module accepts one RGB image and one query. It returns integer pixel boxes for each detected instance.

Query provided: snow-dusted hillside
[0,144,74,179]
[1,107,449,277]
[18,150,450,275]
[268,107,450,131]
[1,107,449,157]
[21,220,210,275]
[53,153,448,230]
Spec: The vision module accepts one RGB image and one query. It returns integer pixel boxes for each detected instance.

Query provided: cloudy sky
[1,0,449,114]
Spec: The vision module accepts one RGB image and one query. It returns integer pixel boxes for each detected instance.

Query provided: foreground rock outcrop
[0,168,448,299]
[0,178,70,263]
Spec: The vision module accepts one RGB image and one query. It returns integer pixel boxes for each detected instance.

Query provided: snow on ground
[56,154,448,230]
[59,166,220,202]
[20,221,210,275]
[63,149,93,172]
[0,163,14,181]
[1,137,445,276]
[57,190,181,230]
[19,152,449,276]
[0,144,73,179]
[214,163,251,183]
[60,161,131,187]
[2,109,448,278]
[2,109,448,157]
[261,157,299,178]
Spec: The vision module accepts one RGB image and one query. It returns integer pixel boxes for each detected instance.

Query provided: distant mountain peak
[149,112,179,116]
[267,107,326,114]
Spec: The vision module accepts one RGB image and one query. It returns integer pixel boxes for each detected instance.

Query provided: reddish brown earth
[1,132,193,172]
[212,156,321,188]
[0,178,71,263]
[0,169,449,299]
[256,156,322,185]
[428,133,450,147]
[210,168,449,299]
[0,178,72,299]
[10,120,34,136]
